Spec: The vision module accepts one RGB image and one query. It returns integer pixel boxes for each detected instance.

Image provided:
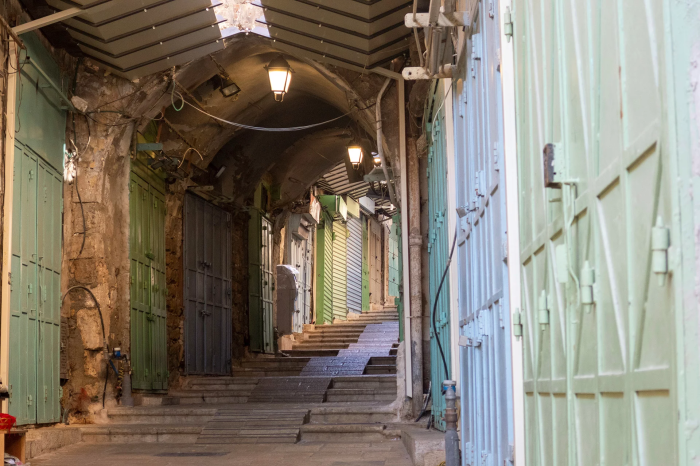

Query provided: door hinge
[513,309,522,340]
[504,7,513,42]
[580,261,595,312]
[538,291,549,330]
[652,216,670,286]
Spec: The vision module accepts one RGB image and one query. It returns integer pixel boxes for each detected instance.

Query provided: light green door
[513,0,676,463]
[361,214,370,311]
[9,33,65,425]
[130,165,167,391]
[315,213,334,325]
[332,221,348,321]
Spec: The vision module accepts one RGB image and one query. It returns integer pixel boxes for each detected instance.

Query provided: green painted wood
[332,221,348,321]
[315,213,334,324]
[388,219,400,298]
[426,80,451,432]
[129,163,167,391]
[513,0,678,462]
[9,33,65,425]
[361,214,370,312]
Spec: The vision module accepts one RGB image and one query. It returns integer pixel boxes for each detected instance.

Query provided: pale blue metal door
[453,1,515,463]
[346,216,363,313]
[426,81,452,432]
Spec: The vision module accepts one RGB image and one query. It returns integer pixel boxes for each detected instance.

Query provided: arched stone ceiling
[156,34,387,203]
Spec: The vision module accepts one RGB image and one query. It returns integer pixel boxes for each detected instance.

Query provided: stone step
[240,359,310,368]
[231,368,302,377]
[106,406,217,424]
[330,375,397,389]
[80,424,203,444]
[326,388,395,402]
[197,408,309,445]
[164,391,251,405]
[368,356,397,366]
[301,337,360,344]
[283,349,339,357]
[364,365,397,375]
[292,343,351,350]
[299,423,401,441]
[310,405,398,423]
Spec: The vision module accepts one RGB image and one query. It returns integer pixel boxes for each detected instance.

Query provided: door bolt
[580,261,595,312]
[538,291,549,330]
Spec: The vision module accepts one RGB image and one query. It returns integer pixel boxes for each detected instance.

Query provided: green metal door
[9,33,65,425]
[332,221,348,321]
[512,0,677,462]
[362,214,370,311]
[388,220,400,298]
[315,212,334,325]
[248,210,274,353]
[426,80,452,431]
[392,214,403,342]
[130,165,167,391]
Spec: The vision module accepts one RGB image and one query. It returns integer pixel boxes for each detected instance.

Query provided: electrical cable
[431,221,458,383]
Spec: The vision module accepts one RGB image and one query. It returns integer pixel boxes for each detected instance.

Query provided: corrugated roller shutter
[346,216,363,313]
[332,221,348,320]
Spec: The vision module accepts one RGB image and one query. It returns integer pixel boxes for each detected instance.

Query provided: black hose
[61,286,109,407]
[432,224,459,383]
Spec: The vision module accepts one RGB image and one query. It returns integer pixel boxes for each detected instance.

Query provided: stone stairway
[79,307,401,445]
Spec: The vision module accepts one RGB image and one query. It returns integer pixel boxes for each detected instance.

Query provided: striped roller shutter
[332,221,348,321]
[346,216,363,313]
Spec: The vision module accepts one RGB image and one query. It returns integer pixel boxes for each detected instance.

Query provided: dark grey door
[184,193,232,375]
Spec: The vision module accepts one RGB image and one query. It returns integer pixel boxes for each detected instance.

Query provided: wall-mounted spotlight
[372,151,381,167]
[266,55,293,102]
[219,76,241,98]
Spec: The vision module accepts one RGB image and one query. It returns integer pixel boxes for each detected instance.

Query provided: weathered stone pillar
[407,137,424,417]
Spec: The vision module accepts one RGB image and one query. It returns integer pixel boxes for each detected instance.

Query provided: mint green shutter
[9,33,65,425]
[513,0,678,462]
[315,214,334,325]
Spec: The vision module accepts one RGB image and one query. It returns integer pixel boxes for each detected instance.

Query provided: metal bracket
[404,10,470,28]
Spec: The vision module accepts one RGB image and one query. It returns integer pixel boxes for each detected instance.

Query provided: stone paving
[30,439,414,465]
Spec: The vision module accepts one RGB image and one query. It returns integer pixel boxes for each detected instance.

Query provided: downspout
[376,78,398,208]
[407,139,423,416]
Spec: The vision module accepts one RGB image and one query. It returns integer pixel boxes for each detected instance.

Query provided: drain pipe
[376,78,398,208]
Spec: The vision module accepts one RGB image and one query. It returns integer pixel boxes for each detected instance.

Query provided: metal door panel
[513,0,677,462]
[368,218,382,305]
[346,216,362,313]
[184,193,232,374]
[248,209,264,351]
[387,221,399,298]
[362,215,369,311]
[130,169,168,390]
[426,82,451,431]
[261,216,274,353]
[315,215,334,325]
[332,221,348,320]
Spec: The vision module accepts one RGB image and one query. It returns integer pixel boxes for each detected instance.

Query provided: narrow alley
[0,0,697,465]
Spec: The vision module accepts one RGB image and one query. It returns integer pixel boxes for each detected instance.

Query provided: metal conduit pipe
[376,77,398,208]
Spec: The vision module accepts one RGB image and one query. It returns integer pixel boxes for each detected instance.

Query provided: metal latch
[652,216,670,286]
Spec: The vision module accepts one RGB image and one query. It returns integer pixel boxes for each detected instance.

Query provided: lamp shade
[372,152,381,166]
[266,55,293,102]
[347,145,364,168]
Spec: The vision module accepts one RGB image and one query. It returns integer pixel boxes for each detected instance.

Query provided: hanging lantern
[372,151,381,166]
[265,55,293,102]
[347,145,364,169]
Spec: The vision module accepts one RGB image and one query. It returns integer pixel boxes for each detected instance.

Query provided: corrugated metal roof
[39,0,408,79]
[317,162,396,216]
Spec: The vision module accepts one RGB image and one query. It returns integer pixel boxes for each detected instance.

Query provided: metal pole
[444,380,460,466]
[376,78,398,208]
[408,139,423,417]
